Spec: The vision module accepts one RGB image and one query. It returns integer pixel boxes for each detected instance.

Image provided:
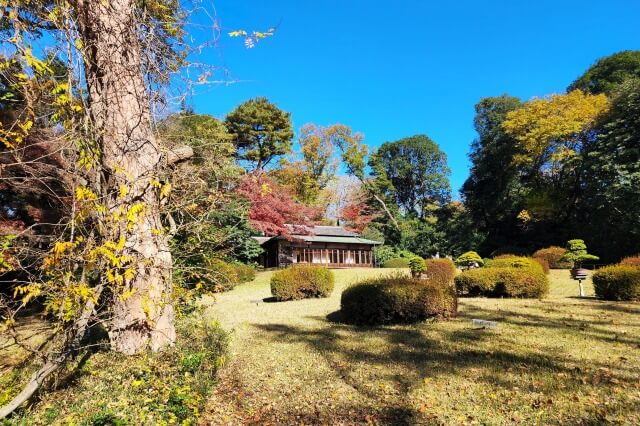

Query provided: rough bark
[75,0,175,354]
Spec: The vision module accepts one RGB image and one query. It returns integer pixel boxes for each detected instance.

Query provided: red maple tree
[238,174,322,237]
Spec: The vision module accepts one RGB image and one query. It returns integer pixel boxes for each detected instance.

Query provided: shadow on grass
[244,301,640,423]
[459,301,640,347]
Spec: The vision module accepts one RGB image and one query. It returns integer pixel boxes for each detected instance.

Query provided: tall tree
[225,97,294,171]
[568,50,640,95]
[270,124,338,206]
[1,0,191,416]
[369,135,451,219]
[502,90,609,224]
[581,78,640,261]
[75,0,180,354]
[461,95,525,252]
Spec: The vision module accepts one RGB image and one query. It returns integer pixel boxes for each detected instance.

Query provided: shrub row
[593,265,640,301]
[621,255,640,266]
[340,274,457,325]
[382,257,410,268]
[485,255,548,274]
[455,267,549,298]
[270,264,335,301]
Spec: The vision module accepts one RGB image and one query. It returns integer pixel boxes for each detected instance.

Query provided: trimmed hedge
[486,256,547,275]
[592,265,640,301]
[423,258,457,286]
[270,264,335,301]
[532,257,550,274]
[340,274,457,325]
[620,255,640,266]
[383,257,410,268]
[455,267,549,298]
[532,246,571,269]
[233,263,256,283]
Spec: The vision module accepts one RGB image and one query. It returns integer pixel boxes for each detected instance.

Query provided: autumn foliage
[237,174,322,237]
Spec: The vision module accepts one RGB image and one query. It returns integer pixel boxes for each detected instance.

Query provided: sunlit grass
[204,267,640,425]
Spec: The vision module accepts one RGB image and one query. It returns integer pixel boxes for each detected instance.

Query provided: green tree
[455,251,484,269]
[568,50,640,95]
[562,239,599,268]
[270,123,339,206]
[225,97,294,171]
[370,135,451,219]
[461,95,525,252]
[580,78,640,262]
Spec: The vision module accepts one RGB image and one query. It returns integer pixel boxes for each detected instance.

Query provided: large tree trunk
[75,0,175,354]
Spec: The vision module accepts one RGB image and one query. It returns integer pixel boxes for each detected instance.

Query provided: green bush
[383,257,410,268]
[424,258,457,286]
[455,251,484,268]
[455,267,549,298]
[205,258,240,292]
[485,256,547,274]
[409,256,427,277]
[374,246,417,265]
[233,262,256,283]
[620,255,640,266]
[592,265,640,301]
[340,274,458,325]
[270,264,335,301]
[532,246,571,269]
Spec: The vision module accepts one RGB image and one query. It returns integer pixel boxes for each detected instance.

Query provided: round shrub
[340,274,457,325]
[270,264,335,301]
[205,258,240,292]
[233,263,256,283]
[620,255,640,266]
[455,267,549,298]
[424,258,457,286]
[592,265,640,301]
[383,257,410,268]
[533,246,571,269]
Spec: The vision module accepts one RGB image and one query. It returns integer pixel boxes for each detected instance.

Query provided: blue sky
[187,0,640,195]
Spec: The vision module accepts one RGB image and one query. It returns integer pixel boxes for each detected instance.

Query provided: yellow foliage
[502,90,609,166]
[75,186,97,201]
[160,182,171,198]
[259,182,272,197]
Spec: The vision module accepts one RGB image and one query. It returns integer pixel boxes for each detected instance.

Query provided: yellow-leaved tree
[501,90,609,222]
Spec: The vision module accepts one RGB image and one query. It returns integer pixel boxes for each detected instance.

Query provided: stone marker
[472,319,498,329]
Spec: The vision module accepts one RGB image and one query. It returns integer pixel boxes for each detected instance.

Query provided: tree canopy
[568,50,640,95]
[370,135,451,219]
[225,97,294,171]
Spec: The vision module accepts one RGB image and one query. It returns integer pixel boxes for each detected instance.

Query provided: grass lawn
[203,269,640,425]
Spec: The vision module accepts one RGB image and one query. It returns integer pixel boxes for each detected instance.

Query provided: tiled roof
[292,235,382,245]
[253,225,381,246]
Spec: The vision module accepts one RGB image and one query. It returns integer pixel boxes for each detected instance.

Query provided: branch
[0,284,104,420]
[165,145,194,165]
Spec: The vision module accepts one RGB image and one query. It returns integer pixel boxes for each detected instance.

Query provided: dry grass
[204,268,640,425]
